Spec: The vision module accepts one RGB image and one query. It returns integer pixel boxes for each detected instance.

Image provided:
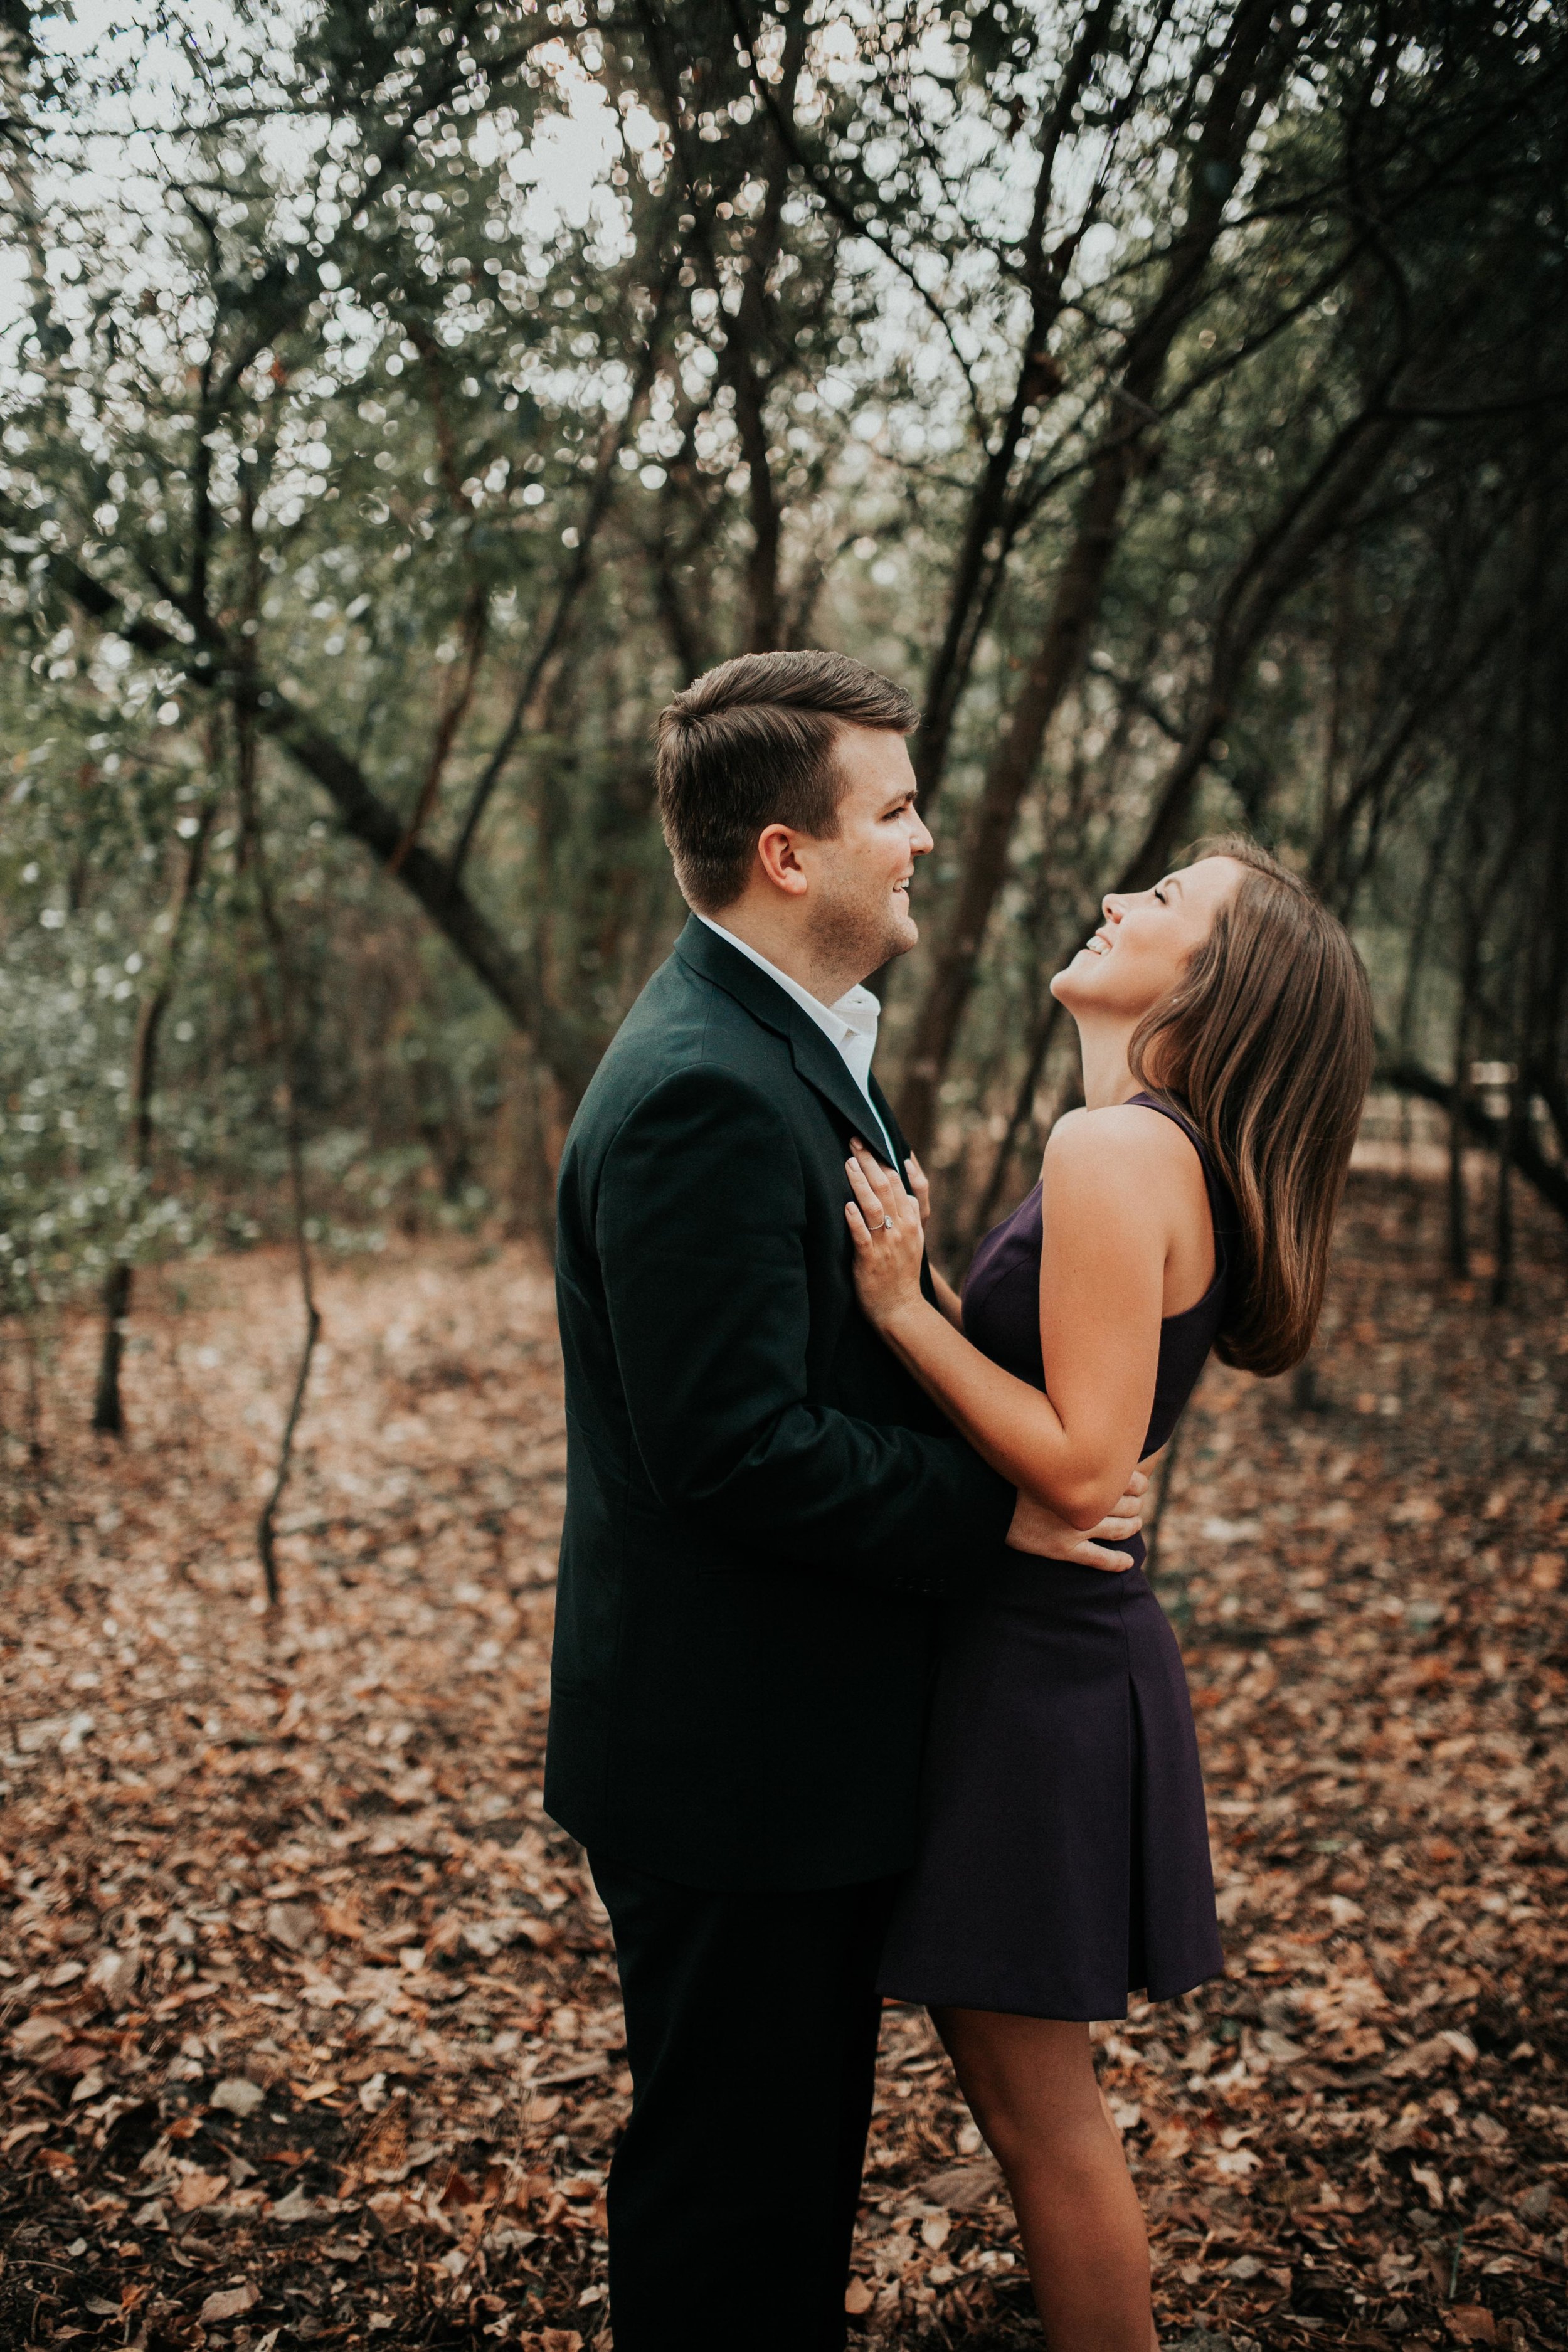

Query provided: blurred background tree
[1,0,1565,1431]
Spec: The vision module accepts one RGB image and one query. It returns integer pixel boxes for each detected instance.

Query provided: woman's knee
[985,2092,1121,2185]
[936,2010,1106,2161]
[939,2010,1096,2092]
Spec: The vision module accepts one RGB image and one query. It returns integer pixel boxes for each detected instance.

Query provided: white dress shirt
[696,914,900,1167]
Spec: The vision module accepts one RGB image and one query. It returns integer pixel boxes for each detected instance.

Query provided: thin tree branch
[236,487,319,1608]
[91,792,218,1436]
[389,580,489,874]
[450,253,681,877]
[1380,1057,1568,1224]
[1,507,596,1093]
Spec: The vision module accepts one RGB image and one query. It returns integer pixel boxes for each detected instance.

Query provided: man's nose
[911,812,935,856]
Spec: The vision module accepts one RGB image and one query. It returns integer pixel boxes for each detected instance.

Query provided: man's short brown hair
[654,650,918,912]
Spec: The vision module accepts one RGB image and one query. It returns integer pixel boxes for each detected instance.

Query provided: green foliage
[0,0,1564,1330]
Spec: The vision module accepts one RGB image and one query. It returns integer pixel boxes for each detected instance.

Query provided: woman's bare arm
[930,1266,965,1330]
[900,1150,965,1328]
[845,1111,1187,1527]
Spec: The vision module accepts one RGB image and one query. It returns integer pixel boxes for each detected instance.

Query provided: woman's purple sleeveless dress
[877,1094,1228,2020]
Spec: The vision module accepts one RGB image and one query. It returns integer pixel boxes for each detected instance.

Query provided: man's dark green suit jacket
[544,916,1015,1891]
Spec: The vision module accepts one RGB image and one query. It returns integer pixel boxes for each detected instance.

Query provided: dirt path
[2,1179,1565,2351]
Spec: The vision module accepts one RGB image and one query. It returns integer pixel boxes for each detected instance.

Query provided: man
[546,651,1140,2349]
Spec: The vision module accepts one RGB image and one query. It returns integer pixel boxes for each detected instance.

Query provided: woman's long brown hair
[1128,837,1374,1377]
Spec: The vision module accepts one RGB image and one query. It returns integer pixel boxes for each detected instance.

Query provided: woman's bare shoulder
[1041,1100,1197,1185]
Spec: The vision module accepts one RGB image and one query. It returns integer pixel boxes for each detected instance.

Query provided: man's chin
[810,898,918,984]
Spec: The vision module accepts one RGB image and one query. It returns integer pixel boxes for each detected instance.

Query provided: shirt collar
[693,914,898,1166]
[695,916,881,1048]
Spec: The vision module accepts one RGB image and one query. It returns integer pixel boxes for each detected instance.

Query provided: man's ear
[756,822,810,898]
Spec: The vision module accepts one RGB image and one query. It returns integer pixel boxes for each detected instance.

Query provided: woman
[843,837,1373,2352]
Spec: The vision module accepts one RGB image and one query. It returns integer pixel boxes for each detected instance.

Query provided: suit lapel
[786,1027,898,1168]
[674,916,899,1168]
[869,1071,908,1174]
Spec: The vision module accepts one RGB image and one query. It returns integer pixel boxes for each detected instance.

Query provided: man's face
[794,726,933,982]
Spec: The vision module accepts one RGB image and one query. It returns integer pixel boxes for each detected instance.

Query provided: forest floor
[2,1173,1566,2352]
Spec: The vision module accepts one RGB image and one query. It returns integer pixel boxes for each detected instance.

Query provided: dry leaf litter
[1,1175,1565,2351]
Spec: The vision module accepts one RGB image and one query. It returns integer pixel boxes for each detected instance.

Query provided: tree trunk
[1491,1103,1513,1305]
[637,0,808,657]
[951,395,1412,1228]
[450,257,679,878]
[1448,1075,1470,1280]
[1120,408,1406,894]
[913,0,1120,809]
[1384,1054,1568,1227]
[495,1034,563,1243]
[897,0,1290,1155]
[91,803,216,1436]
[90,1260,134,1439]
[11,520,601,1103]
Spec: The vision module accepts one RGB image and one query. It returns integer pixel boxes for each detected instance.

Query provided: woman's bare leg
[933,2006,1157,2352]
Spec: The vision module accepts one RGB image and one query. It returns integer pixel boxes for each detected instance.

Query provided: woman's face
[1051,856,1245,1019]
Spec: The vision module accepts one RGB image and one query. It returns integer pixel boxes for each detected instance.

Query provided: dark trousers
[588,1856,899,2352]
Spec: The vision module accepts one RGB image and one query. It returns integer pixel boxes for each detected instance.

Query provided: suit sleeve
[595,1065,1015,1595]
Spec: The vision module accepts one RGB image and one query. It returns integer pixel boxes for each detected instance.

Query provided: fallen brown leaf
[1,1198,1562,2350]
[196,2283,257,2324]
[171,2170,227,2213]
